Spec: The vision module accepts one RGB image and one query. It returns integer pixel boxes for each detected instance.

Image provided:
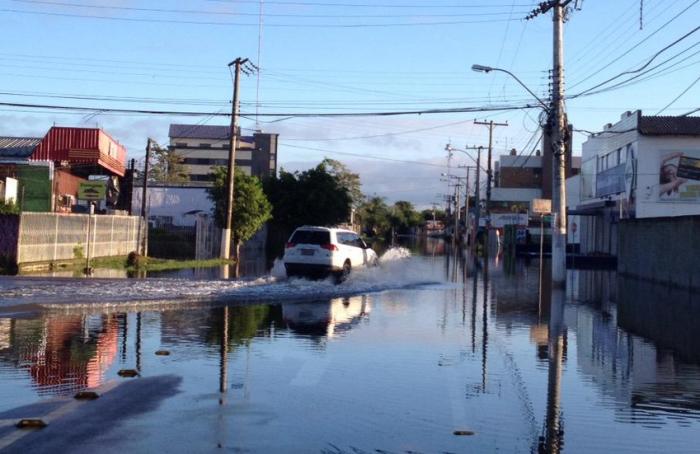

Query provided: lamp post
[472,63,567,286]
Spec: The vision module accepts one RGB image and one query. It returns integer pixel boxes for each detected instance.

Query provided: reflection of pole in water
[471,265,478,354]
[540,288,565,454]
[120,313,128,362]
[219,306,229,399]
[136,312,142,372]
[481,260,489,392]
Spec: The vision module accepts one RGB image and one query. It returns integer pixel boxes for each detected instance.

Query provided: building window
[200,143,211,148]
[175,142,187,147]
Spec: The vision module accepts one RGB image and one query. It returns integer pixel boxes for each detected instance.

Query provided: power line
[2,7,522,27]
[0,100,537,118]
[11,0,531,18]
[281,143,446,167]
[568,0,699,90]
[571,26,700,98]
[655,74,700,115]
[206,0,533,8]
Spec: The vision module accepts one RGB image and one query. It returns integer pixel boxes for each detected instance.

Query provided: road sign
[78,181,106,201]
[530,198,551,215]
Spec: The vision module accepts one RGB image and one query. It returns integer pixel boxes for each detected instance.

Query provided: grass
[14,256,235,275]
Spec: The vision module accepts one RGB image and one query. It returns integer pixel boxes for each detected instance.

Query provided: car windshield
[289,230,330,245]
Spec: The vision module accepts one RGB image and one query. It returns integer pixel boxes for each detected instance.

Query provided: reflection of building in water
[282,296,370,339]
[574,273,700,423]
[0,315,119,394]
[0,318,11,350]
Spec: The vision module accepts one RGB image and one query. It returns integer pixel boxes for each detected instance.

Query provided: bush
[73,243,84,259]
[127,251,148,269]
[0,201,19,215]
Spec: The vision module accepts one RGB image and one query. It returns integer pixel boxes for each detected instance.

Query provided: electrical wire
[655,74,700,115]
[1,8,522,27]
[11,0,531,18]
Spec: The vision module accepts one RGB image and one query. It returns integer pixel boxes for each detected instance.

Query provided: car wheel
[335,260,351,284]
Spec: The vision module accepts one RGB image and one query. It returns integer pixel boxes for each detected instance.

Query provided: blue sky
[1,0,699,207]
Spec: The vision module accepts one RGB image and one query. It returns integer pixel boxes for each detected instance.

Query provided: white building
[576,110,700,255]
[169,124,278,184]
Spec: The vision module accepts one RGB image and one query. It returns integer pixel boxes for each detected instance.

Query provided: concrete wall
[16,212,142,266]
[618,215,700,290]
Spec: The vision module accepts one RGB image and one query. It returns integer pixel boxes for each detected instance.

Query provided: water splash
[0,247,447,310]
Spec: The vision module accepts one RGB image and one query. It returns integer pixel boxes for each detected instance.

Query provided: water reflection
[0,314,120,395]
[282,296,370,340]
[1,245,700,452]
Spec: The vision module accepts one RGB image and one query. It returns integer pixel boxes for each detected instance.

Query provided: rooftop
[169,124,256,143]
[0,137,42,159]
[638,115,700,136]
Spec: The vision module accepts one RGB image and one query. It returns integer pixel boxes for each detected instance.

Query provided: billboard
[658,150,700,202]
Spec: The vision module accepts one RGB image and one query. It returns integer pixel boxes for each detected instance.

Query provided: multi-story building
[490,147,580,232]
[575,110,700,257]
[168,124,278,183]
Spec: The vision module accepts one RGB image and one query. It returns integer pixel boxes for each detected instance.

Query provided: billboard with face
[658,151,700,202]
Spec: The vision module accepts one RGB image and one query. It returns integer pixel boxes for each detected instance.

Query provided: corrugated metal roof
[0,137,42,158]
[169,124,254,143]
[639,116,700,136]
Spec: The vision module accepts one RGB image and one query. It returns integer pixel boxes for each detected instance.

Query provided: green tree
[421,208,446,223]
[319,158,364,207]
[356,196,391,237]
[263,163,352,234]
[390,200,422,235]
[150,146,189,183]
[208,167,272,257]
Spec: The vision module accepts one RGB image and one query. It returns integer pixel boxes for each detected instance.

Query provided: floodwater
[0,239,699,453]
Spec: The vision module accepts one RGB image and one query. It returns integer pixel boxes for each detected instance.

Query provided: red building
[0,126,128,212]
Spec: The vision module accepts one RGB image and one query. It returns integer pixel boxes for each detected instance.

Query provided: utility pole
[474,120,508,254]
[140,138,152,257]
[220,57,249,260]
[474,147,482,255]
[453,182,461,247]
[526,0,577,288]
[550,2,568,288]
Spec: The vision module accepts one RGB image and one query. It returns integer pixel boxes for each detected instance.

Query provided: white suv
[283,226,378,282]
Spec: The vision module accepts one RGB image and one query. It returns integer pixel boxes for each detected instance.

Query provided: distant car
[283,226,378,282]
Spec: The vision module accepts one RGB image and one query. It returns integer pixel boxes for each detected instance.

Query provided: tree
[319,158,364,207]
[150,146,189,183]
[421,208,446,223]
[390,200,422,235]
[356,196,391,237]
[208,167,272,257]
[263,163,352,235]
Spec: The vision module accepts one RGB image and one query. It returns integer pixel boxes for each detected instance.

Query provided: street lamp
[472,62,568,287]
[470,64,550,111]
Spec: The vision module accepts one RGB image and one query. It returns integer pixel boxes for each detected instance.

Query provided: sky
[1,0,699,208]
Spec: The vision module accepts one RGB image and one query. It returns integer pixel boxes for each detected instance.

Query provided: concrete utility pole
[550,2,568,287]
[474,147,482,254]
[140,138,152,257]
[220,57,248,260]
[525,0,575,287]
[474,120,508,247]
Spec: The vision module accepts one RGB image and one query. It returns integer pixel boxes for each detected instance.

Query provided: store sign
[530,198,551,214]
[489,213,529,228]
[596,163,626,197]
[78,181,106,201]
[658,150,700,202]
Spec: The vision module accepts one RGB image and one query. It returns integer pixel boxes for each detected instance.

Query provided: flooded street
[0,240,699,453]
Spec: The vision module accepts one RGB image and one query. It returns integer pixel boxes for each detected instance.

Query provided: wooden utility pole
[220,57,248,260]
[140,138,152,256]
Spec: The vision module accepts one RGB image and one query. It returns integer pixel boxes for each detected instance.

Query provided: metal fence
[17,212,143,265]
